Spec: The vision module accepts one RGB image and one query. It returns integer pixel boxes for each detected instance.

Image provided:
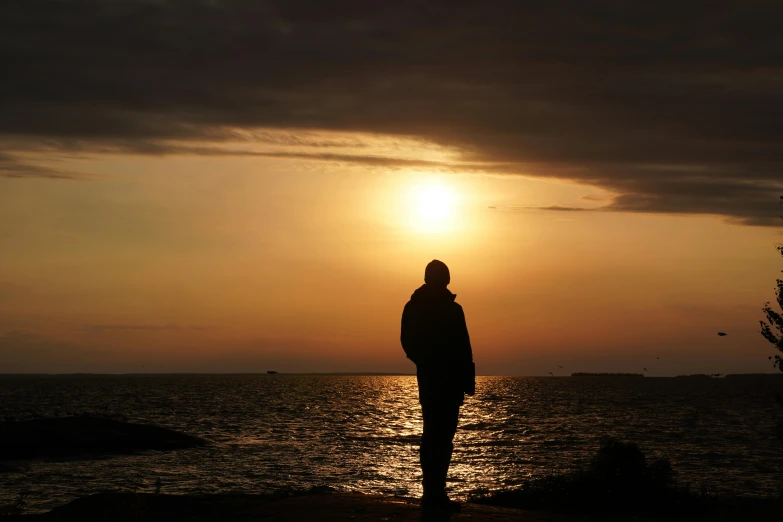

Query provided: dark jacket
[401,284,475,404]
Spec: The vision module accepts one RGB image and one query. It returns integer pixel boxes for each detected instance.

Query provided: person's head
[424,260,450,287]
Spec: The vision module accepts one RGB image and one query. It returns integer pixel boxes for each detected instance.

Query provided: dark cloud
[80,323,208,332]
[1,0,782,224]
[490,204,593,212]
[166,148,466,169]
[531,205,592,212]
[1,330,39,341]
[606,174,781,226]
[0,152,82,179]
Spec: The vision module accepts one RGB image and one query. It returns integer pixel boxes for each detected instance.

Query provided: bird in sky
[643,368,648,372]
[558,366,564,369]
[718,332,727,336]
[548,372,553,376]
[656,357,660,360]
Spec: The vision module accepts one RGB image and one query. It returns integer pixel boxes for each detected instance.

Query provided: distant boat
[266,371,279,375]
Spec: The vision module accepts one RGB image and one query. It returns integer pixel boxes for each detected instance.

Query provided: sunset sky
[1,1,782,375]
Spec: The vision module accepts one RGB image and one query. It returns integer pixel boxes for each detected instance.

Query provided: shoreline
[10,491,781,522]
[2,373,782,378]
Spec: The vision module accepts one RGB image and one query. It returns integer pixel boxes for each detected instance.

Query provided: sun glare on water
[406,178,461,233]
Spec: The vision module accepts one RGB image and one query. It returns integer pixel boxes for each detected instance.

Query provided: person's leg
[419,401,461,512]
[435,402,460,497]
[419,400,442,501]
[421,401,461,505]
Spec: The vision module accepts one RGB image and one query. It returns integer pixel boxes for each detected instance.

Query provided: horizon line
[1,372,781,377]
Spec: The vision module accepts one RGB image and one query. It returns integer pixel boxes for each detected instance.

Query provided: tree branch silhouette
[760,196,783,441]
[760,196,783,371]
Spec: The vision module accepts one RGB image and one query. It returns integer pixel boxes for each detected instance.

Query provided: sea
[1,374,782,513]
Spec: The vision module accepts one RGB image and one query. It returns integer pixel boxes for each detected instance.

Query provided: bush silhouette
[469,436,686,513]
[588,436,674,493]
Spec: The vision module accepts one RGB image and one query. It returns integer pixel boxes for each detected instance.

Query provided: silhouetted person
[401,260,475,512]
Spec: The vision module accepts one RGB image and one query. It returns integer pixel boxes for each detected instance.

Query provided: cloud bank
[1,0,782,224]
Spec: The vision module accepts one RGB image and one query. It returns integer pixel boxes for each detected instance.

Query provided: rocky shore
[0,417,208,461]
[3,491,778,522]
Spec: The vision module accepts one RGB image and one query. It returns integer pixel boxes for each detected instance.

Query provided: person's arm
[400,301,421,365]
[456,305,475,396]
[457,305,473,363]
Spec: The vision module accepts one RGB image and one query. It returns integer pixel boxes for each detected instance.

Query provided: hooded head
[424,260,450,288]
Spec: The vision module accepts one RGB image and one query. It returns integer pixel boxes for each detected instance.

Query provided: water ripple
[1,374,782,512]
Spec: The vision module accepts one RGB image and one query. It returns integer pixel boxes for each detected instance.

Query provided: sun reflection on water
[2,374,783,512]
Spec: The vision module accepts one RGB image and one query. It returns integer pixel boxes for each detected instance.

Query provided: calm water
[1,374,782,512]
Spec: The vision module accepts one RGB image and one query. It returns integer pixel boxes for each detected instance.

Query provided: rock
[0,417,209,461]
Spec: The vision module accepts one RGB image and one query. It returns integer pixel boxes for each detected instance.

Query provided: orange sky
[0,135,780,375]
[3,2,783,375]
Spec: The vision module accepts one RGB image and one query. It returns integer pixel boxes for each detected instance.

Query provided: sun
[406,179,460,233]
